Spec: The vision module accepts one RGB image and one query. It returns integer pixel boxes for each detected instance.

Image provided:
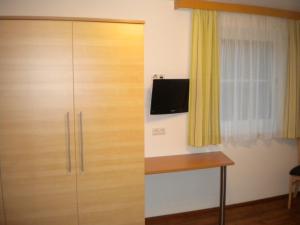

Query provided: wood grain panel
[73,22,144,225]
[0,20,77,225]
[145,152,234,175]
[174,0,300,20]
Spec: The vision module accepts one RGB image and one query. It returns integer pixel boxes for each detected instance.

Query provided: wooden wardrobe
[0,19,144,225]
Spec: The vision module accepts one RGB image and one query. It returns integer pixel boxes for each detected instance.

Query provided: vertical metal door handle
[79,112,85,173]
[66,112,72,173]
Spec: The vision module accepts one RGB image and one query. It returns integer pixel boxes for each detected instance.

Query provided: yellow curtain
[283,20,300,139]
[188,10,221,147]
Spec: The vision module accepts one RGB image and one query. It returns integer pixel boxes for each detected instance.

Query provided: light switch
[152,128,166,136]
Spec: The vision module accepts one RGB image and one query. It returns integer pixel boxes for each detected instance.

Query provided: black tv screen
[150,79,189,115]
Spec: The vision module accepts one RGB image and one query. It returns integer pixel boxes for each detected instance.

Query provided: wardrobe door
[73,22,144,225]
[0,20,78,225]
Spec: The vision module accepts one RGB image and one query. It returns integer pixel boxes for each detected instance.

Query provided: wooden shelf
[145,151,234,175]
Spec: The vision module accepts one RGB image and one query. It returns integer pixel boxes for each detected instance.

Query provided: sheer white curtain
[219,13,288,142]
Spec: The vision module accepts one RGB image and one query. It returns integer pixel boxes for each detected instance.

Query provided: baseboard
[145,194,288,222]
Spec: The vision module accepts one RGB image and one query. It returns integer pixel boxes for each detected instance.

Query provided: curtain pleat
[188,10,221,147]
[284,21,300,139]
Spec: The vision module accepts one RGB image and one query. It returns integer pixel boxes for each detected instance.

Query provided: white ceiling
[206,0,300,11]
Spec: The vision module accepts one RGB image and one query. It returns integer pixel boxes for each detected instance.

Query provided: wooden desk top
[145,152,234,175]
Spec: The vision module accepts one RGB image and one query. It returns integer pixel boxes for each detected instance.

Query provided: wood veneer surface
[73,21,144,225]
[175,0,300,20]
[145,152,234,175]
[0,20,78,225]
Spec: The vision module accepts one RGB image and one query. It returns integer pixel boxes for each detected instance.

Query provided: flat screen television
[150,79,189,115]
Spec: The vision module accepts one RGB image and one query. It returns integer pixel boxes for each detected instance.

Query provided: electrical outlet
[152,128,166,136]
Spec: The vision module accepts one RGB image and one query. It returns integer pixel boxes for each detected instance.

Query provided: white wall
[0,0,298,218]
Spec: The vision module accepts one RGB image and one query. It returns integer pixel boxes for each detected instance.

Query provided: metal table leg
[219,166,227,225]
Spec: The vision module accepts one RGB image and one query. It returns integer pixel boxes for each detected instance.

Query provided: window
[221,39,273,121]
[219,13,288,141]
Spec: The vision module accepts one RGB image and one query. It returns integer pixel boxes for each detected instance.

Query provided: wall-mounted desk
[145,152,234,225]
